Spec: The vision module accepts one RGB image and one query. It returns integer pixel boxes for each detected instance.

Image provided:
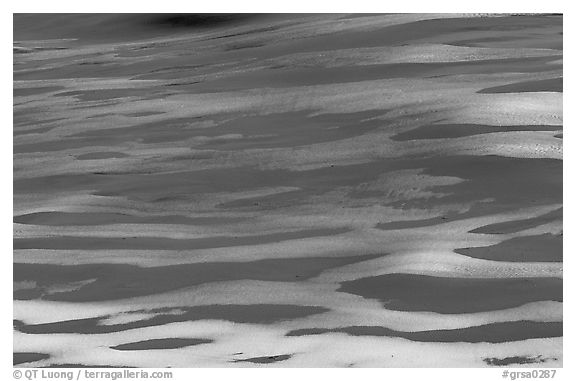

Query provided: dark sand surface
[163,56,562,93]
[13,13,562,367]
[470,208,562,234]
[14,352,50,365]
[373,155,561,231]
[338,274,562,313]
[111,338,213,351]
[14,211,248,226]
[13,14,269,44]
[391,124,561,141]
[478,77,563,94]
[233,354,292,364]
[390,156,562,212]
[14,110,385,154]
[13,227,350,251]
[376,216,456,230]
[286,321,562,343]
[13,125,58,137]
[455,234,562,262]
[13,87,63,97]
[14,254,376,301]
[76,152,130,160]
[14,304,330,334]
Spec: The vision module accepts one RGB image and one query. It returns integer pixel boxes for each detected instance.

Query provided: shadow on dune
[110,338,213,351]
[286,320,563,343]
[14,253,377,302]
[14,304,330,334]
[455,233,562,262]
[150,14,259,29]
[13,352,50,366]
[470,208,562,235]
[14,14,263,43]
[338,273,562,314]
[233,354,292,364]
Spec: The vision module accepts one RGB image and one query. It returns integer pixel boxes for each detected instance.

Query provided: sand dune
[13,13,562,367]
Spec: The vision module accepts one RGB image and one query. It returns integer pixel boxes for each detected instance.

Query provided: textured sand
[13,13,562,367]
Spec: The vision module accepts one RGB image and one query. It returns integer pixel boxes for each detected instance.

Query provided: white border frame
[4,3,571,380]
